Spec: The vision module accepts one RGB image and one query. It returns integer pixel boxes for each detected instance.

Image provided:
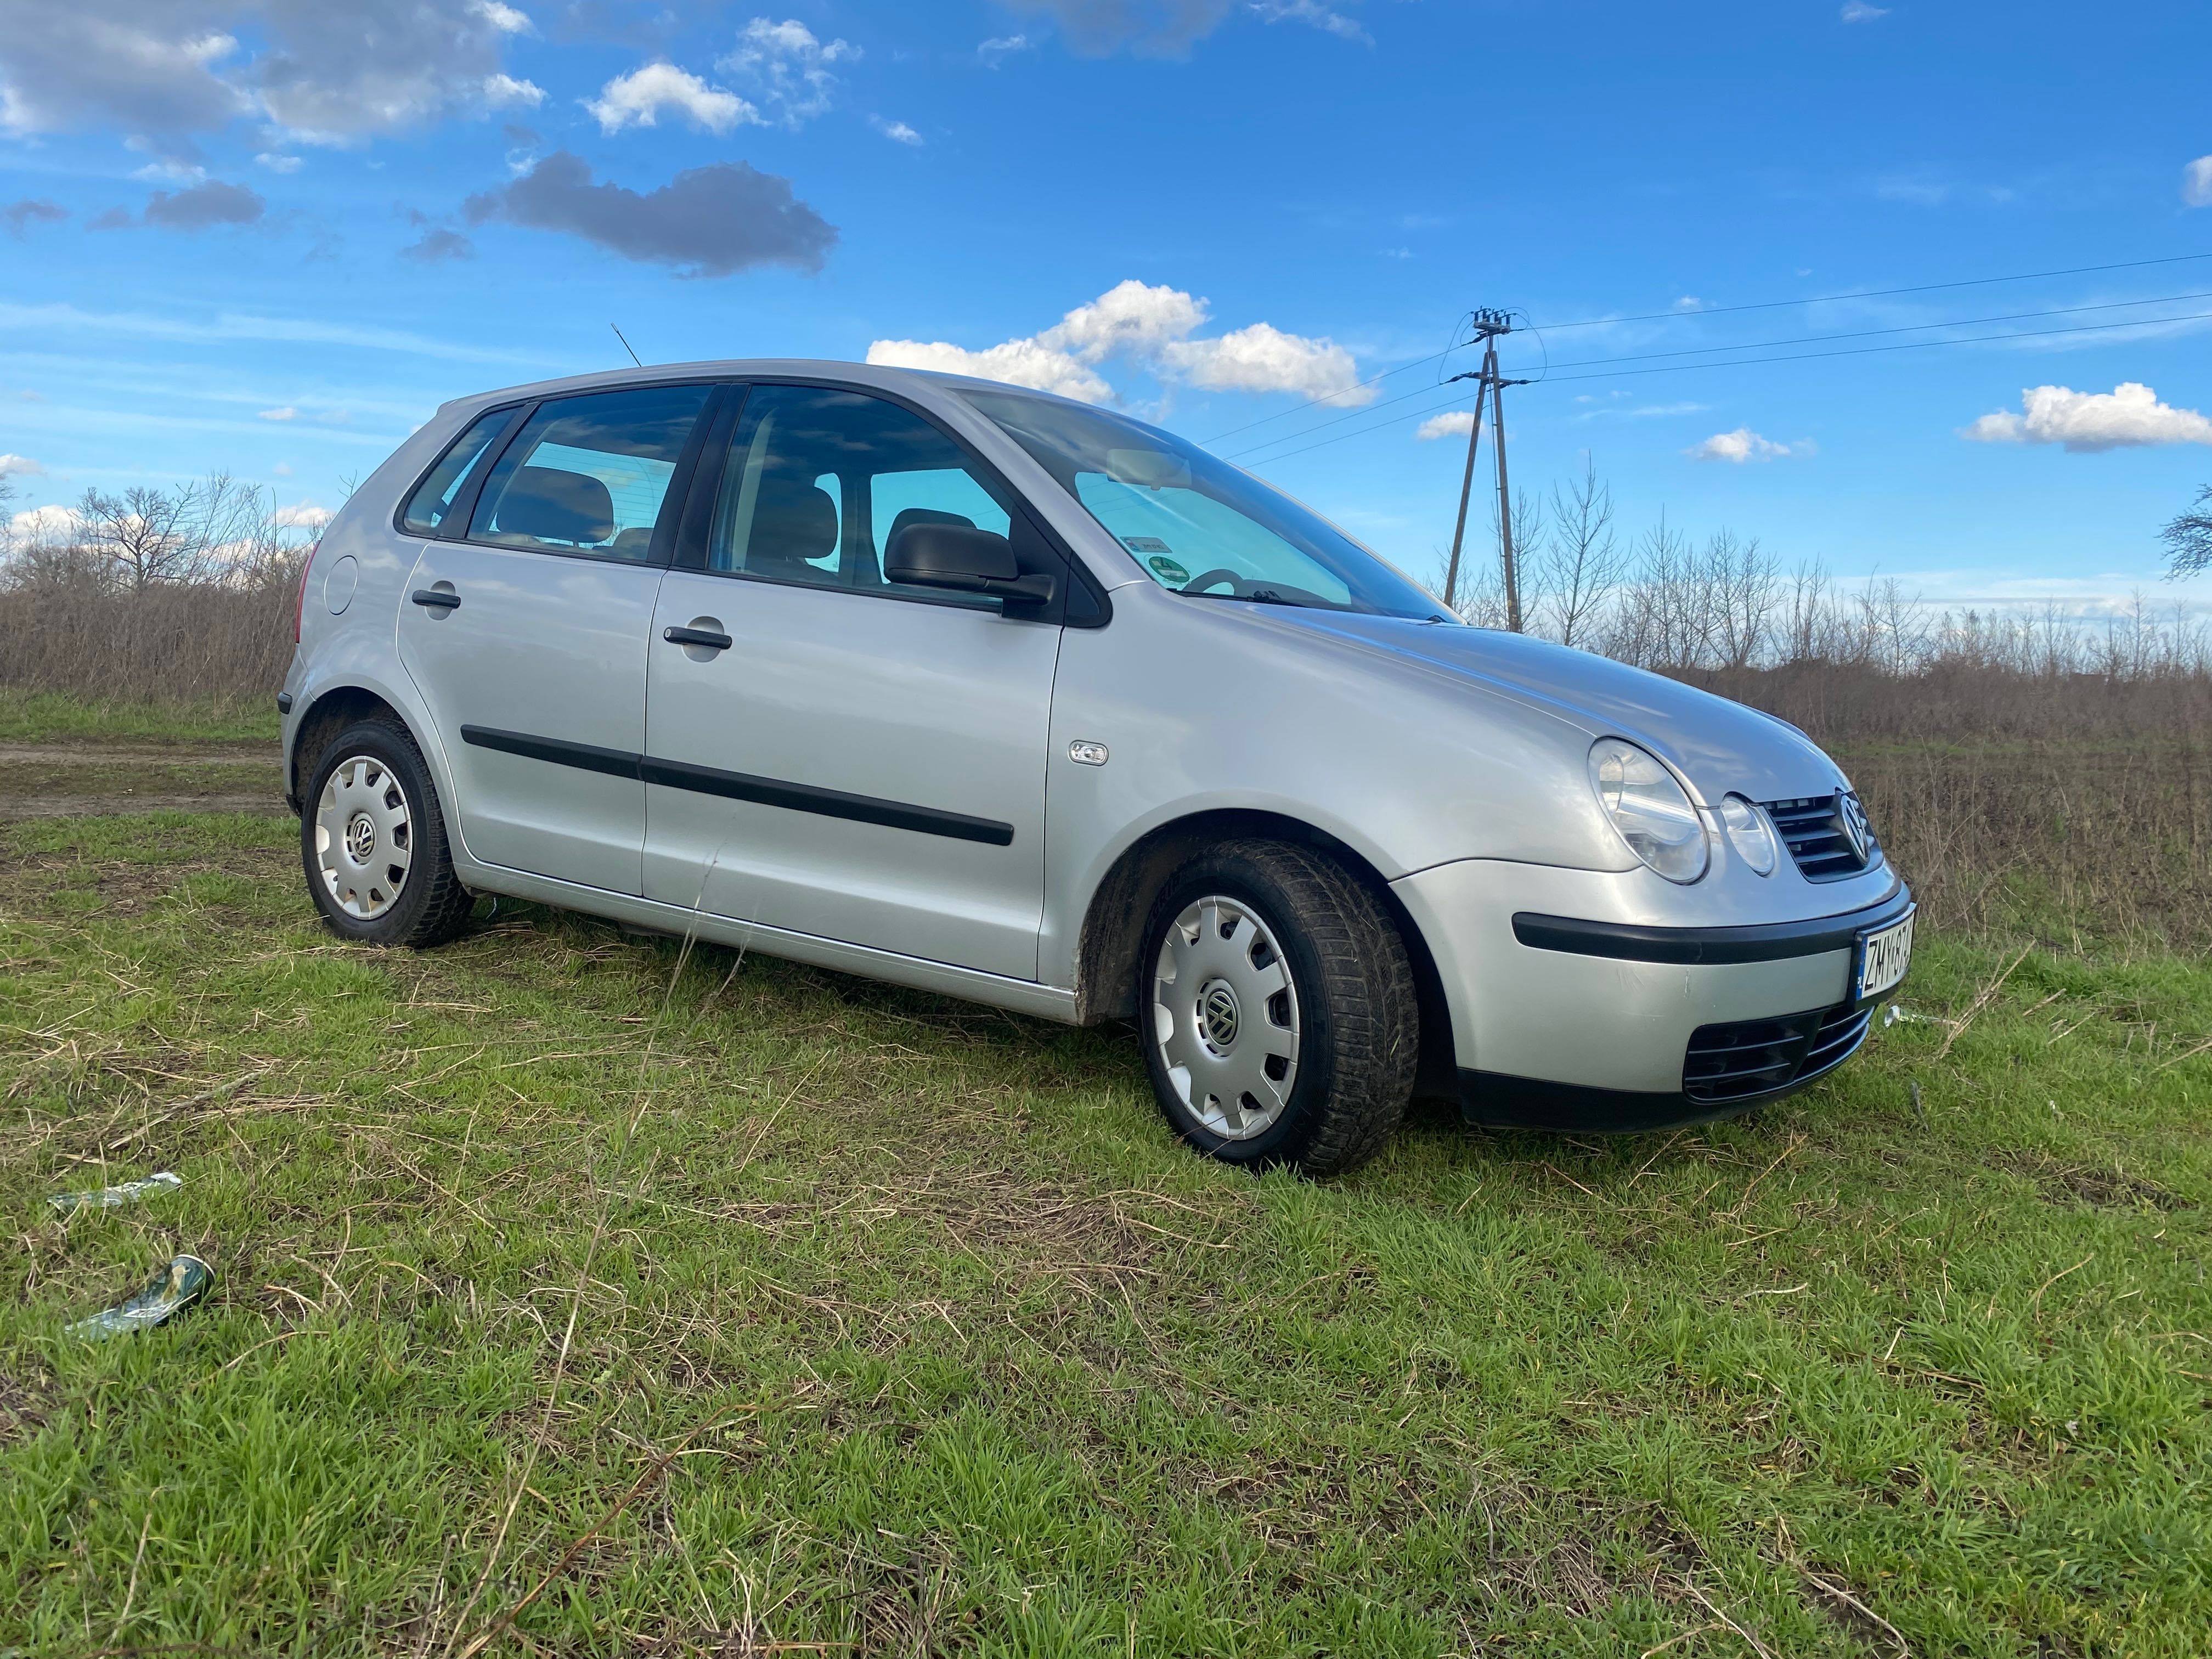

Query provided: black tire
[1135,838,1418,1176]
[300,717,474,948]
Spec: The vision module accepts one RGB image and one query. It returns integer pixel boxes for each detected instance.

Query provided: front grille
[1683,1001,1872,1104]
[1762,791,1878,882]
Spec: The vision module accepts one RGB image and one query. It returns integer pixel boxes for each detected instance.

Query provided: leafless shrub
[0,474,310,706]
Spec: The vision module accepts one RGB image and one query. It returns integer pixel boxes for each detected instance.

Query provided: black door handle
[663,625,733,651]
[411,589,461,610]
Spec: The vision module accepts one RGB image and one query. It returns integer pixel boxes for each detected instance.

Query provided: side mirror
[885,523,1057,607]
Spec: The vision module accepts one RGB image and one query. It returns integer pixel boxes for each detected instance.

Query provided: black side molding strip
[1512,885,1910,966]
[462,724,640,782]
[458,725,1015,847]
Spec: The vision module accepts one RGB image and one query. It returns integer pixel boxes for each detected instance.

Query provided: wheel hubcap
[314,755,414,920]
[1151,895,1300,1141]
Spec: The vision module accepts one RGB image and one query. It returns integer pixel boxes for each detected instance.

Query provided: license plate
[1855,910,1915,1000]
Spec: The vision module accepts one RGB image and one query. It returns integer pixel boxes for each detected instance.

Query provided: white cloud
[1046,280,1209,363]
[865,337,1113,402]
[867,279,1372,407]
[2185,156,2212,209]
[132,157,207,183]
[470,0,533,32]
[1416,411,1475,441]
[1962,383,2212,452]
[1248,0,1370,43]
[482,74,544,110]
[978,34,1033,65]
[872,116,922,145]
[0,452,44,476]
[258,405,298,421]
[1686,427,1802,462]
[1840,2,1889,20]
[275,501,333,528]
[1161,321,1362,402]
[1574,400,1709,423]
[273,462,293,477]
[586,63,756,135]
[10,503,81,538]
[255,151,304,173]
[719,16,853,127]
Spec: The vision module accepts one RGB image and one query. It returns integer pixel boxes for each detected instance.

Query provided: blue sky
[4,0,2210,611]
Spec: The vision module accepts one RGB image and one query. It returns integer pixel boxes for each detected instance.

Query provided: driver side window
[709,385,1012,600]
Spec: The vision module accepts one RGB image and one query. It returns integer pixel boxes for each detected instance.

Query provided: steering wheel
[1179,568,1248,595]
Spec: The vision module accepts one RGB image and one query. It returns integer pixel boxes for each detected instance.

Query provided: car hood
[1257,608,1847,803]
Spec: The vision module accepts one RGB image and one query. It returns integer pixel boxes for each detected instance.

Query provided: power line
[1530,250,2212,332]
[1195,347,1452,444]
[1223,287,2212,461]
[1237,306,2212,470]
[1197,250,2212,450]
[1530,289,2212,376]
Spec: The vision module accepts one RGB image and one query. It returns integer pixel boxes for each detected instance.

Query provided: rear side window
[469,384,711,561]
[400,409,511,535]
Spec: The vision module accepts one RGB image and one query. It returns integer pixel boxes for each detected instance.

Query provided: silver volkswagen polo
[280,361,1912,1174]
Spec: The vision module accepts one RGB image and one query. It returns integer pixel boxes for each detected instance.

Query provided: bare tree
[1534,459,1621,650]
[1782,559,1831,663]
[73,472,275,592]
[1706,529,1780,670]
[77,483,202,592]
[2163,485,2212,578]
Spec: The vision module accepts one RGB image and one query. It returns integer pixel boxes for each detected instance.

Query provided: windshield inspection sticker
[1144,554,1190,583]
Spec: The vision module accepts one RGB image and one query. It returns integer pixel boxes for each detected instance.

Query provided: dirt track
[0,743,285,821]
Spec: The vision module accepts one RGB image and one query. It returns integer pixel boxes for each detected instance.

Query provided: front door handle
[663,625,733,651]
[411,588,461,611]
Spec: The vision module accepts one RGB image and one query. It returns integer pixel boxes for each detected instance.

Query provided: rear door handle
[663,625,733,651]
[411,589,461,610]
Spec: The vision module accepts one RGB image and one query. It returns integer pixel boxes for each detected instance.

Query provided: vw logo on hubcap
[345,812,377,863]
[1199,981,1240,1050]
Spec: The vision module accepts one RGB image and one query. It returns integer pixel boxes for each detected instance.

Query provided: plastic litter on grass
[67,1255,213,1341]
[46,1170,182,1214]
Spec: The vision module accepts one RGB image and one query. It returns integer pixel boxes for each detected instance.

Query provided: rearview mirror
[885,522,1056,607]
[1104,448,1193,489]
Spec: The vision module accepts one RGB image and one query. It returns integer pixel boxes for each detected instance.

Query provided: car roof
[438,358,1079,417]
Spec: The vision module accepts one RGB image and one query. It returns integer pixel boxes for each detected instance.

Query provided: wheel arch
[1072,808,1459,1098]
[287,684,423,810]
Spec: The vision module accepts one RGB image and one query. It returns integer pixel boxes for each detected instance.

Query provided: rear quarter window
[400,409,512,535]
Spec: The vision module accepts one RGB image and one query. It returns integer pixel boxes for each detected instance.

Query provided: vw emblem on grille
[1199,983,1240,1049]
[1837,791,1870,861]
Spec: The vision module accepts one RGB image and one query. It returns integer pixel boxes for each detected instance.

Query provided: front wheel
[300,718,474,947]
[1136,839,1418,1176]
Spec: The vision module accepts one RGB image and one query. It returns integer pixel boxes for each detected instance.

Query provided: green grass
[0,689,280,745]
[2,812,2207,1656]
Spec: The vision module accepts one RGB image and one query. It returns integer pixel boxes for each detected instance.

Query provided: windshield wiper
[1178,586,1313,609]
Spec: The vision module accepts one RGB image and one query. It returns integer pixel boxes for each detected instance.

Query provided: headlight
[1588,737,1709,883]
[1718,794,1777,877]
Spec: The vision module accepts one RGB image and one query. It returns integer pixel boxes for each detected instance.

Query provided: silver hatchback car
[280,360,1912,1173]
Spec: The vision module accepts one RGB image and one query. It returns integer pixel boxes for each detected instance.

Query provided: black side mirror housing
[884,522,1057,607]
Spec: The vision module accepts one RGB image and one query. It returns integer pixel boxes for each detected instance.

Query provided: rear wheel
[300,718,473,947]
[1137,839,1417,1176]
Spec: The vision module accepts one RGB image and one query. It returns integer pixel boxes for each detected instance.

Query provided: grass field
[2,745,2209,1654]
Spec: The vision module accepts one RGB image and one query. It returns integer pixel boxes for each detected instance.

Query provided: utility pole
[1440,308,1530,629]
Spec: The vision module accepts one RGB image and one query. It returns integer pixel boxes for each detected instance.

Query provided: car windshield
[962,390,1446,619]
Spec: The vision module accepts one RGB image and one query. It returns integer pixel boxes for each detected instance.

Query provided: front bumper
[1391,859,1910,1133]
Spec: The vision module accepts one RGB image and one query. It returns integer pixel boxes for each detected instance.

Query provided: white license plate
[1855,911,1915,1000]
